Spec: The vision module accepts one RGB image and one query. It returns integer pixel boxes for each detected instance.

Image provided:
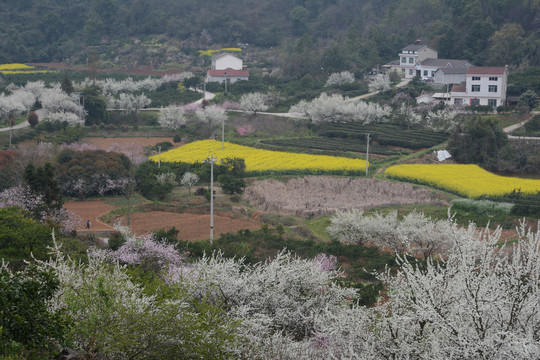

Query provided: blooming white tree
[39,87,85,125]
[180,172,199,193]
[174,251,357,357]
[325,71,355,87]
[155,172,176,185]
[78,73,195,96]
[327,210,456,257]
[158,106,186,130]
[394,102,422,130]
[368,74,391,92]
[288,94,391,124]
[195,105,227,126]
[425,108,460,132]
[112,93,151,114]
[345,100,391,124]
[239,92,268,115]
[0,94,26,120]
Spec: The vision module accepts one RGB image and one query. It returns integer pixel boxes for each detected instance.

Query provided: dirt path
[64,199,118,231]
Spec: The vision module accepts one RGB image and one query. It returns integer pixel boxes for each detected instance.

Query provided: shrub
[27,111,39,127]
[218,174,245,195]
[108,231,126,251]
[153,141,173,152]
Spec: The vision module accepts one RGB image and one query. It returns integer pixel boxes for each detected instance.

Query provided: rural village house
[449,66,508,107]
[206,52,249,84]
[385,42,472,81]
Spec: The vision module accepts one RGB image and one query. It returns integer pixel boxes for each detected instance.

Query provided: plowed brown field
[83,137,178,149]
[64,200,260,241]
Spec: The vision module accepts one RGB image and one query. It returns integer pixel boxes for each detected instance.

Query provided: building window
[423,70,428,76]
[409,57,414,64]
[471,99,480,106]
[471,85,480,92]
[489,76,498,81]
[409,69,414,76]
[488,99,497,107]
[402,69,405,75]
[472,76,481,81]
[454,98,463,105]
[401,57,406,63]
[488,85,498,92]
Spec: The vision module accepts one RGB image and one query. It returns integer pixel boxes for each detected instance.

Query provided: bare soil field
[64,200,260,241]
[64,199,118,230]
[120,211,261,241]
[83,137,178,149]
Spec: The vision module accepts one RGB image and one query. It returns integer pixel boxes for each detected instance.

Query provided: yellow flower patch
[0,63,34,70]
[150,140,366,173]
[385,164,540,198]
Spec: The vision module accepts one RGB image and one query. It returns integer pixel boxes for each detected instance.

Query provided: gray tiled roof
[402,44,432,52]
[420,58,471,68]
[436,67,470,74]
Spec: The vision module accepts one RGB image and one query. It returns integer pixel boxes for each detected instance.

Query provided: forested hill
[0,0,539,75]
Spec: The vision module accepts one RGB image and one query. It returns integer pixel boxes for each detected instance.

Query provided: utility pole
[206,153,218,244]
[222,119,225,150]
[203,81,207,100]
[224,72,227,93]
[365,133,370,176]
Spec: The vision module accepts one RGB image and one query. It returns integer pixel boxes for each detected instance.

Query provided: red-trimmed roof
[467,66,506,75]
[208,68,249,77]
[451,84,466,92]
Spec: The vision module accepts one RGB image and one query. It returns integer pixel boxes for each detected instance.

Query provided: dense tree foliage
[56,148,132,198]
[0,0,538,72]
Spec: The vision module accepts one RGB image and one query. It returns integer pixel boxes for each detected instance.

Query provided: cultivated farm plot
[243,177,445,217]
[318,123,449,149]
[65,200,261,241]
[261,137,411,156]
[386,164,540,198]
[152,139,367,174]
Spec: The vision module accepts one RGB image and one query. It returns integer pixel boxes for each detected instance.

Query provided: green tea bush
[451,199,514,216]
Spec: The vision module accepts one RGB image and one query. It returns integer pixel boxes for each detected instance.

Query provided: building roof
[436,67,469,75]
[433,93,451,99]
[451,84,466,92]
[401,44,435,52]
[211,52,241,60]
[420,59,471,68]
[208,68,249,77]
[467,66,507,76]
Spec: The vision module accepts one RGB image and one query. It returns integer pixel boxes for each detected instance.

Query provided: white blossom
[325,71,355,87]
[368,74,391,92]
[158,106,186,130]
[239,92,269,115]
[195,105,227,125]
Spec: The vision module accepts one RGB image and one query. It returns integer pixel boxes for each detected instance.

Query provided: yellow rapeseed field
[150,140,366,173]
[385,164,540,198]
[198,48,242,57]
[0,63,34,70]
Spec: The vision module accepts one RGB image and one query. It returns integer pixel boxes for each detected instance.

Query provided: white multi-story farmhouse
[206,52,249,84]
[385,42,472,82]
[449,66,508,107]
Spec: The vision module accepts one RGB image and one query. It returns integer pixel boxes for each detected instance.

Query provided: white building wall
[212,55,243,70]
[466,74,506,106]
